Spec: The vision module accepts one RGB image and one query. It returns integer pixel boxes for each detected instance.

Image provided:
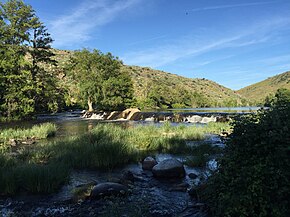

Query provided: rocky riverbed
[0,156,212,217]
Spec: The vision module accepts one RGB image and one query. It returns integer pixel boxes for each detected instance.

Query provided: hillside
[52,49,245,109]
[124,65,245,108]
[238,71,290,104]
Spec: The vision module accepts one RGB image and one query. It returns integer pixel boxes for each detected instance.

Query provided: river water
[0,108,248,216]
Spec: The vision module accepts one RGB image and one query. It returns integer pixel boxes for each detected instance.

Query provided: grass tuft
[0,122,57,141]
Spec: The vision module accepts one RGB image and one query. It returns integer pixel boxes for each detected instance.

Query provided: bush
[202,89,290,217]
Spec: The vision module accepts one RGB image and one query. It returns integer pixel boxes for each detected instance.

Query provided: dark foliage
[202,89,290,217]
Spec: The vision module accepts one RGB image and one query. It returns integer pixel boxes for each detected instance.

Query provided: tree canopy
[67,49,134,111]
[0,0,60,120]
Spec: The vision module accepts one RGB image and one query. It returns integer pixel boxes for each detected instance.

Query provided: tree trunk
[88,97,93,112]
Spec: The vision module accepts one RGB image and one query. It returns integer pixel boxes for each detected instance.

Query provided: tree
[0,0,34,119]
[28,24,61,113]
[0,0,59,120]
[68,49,134,111]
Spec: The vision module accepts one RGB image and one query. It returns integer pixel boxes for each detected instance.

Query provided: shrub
[202,89,290,217]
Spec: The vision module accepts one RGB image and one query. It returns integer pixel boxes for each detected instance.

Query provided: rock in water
[200,116,216,123]
[185,115,202,123]
[121,108,141,120]
[142,156,158,171]
[90,182,128,199]
[152,159,185,178]
[188,173,198,179]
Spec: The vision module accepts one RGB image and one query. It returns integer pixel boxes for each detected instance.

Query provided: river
[0,108,252,216]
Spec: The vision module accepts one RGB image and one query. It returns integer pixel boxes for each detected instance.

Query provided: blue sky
[24,0,290,90]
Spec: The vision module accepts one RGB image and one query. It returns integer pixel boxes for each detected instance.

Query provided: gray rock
[188,173,198,179]
[142,156,158,171]
[152,159,185,178]
[90,182,128,199]
[185,115,202,123]
[9,139,18,146]
[200,116,216,123]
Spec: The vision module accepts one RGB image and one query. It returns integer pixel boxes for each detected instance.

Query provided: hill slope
[52,49,245,109]
[124,65,245,108]
[238,71,290,104]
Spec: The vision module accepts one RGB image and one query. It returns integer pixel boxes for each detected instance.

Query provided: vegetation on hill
[51,51,247,110]
[238,71,290,105]
[201,89,290,217]
[125,65,246,109]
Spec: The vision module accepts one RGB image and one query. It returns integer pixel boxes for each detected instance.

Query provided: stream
[0,111,228,217]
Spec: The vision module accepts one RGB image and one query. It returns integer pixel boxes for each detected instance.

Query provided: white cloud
[122,35,242,67]
[121,16,290,67]
[49,0,141,48]
[187,1,277,13]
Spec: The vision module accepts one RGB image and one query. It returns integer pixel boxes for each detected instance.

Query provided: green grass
[0,122,57,141]
[50,125,138,170]
[127,122,230,152]
[0,122,229,195]
[238,71,290,104]
[0,162,70,195]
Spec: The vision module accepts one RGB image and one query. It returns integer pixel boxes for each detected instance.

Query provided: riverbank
[0,122,229,195]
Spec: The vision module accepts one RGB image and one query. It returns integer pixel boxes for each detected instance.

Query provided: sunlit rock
[185,115,202,123]
[121,108,141,120]
[200,116,217,123]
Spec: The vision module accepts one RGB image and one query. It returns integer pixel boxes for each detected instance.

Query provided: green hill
[52,49,245,109]
[237,71,290,105]
[124,65,245,108]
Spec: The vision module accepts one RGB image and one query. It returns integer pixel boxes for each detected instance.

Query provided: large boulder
[152,159,185,178]
[142,156,158,171]
[200,116,216,123]
[185,115,202,123]
[121,108,141,120]
[90,182,128,199]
